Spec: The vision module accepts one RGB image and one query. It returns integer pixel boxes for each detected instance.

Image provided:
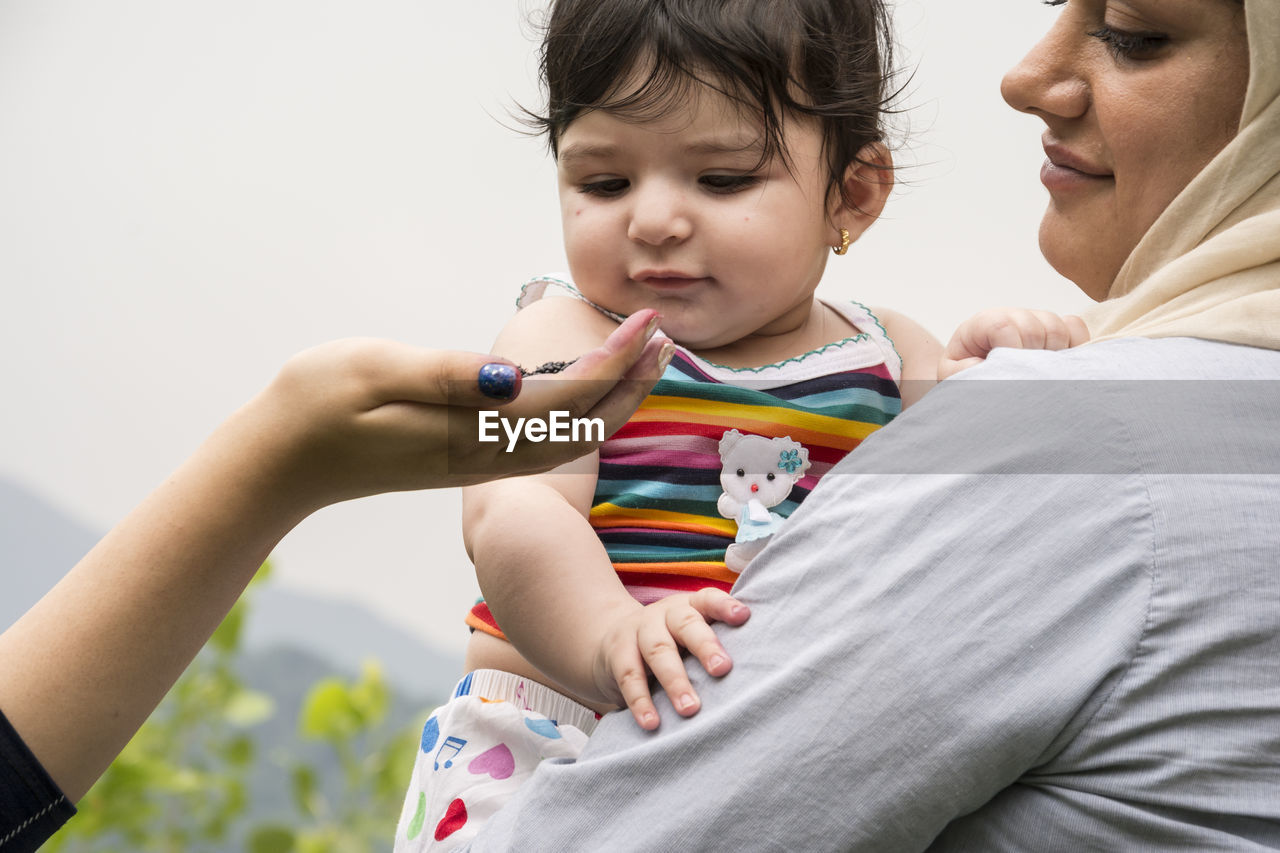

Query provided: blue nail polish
[478,363,520,401]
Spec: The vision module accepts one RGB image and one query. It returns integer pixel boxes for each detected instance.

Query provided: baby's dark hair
[525,0,897,209]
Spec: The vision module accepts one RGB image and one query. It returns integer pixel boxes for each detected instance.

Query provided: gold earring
[832,228,850,256]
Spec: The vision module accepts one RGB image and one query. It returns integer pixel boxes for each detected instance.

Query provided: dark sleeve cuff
[0,707,75,852]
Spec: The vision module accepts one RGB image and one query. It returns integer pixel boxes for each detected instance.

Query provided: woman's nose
[627,181,693,246]
[1001,14,1089,123]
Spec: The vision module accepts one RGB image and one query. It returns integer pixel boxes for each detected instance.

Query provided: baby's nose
[627,182,693,246]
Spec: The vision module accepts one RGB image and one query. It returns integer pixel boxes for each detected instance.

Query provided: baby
[395,0,1085,847]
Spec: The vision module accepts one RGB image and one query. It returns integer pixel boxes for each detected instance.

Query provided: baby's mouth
[631,270,711,290]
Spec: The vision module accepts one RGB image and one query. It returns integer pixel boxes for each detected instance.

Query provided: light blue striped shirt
[468,337,1280,852]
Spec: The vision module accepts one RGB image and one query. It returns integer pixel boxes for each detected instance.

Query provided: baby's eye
[766,473,776,481]
[700,174,759,194]
[736,468,745,477]
[579,178,629,197]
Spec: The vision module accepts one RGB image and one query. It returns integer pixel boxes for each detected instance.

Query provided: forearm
[0,325,666,806]
[0,395,306,801]
[466,482,638,703]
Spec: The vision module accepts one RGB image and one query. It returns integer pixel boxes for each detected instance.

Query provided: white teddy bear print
[716,430,811,573]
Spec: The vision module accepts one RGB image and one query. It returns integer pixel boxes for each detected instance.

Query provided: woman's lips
[1041,143,1113,192]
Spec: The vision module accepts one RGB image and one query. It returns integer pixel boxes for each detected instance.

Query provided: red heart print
[434,798,468,841]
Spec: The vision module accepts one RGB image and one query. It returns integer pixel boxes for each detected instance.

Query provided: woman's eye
[1088,25,1169,61]
[579,178,629,197]
[1040,0,1066,6]
[700,174,759,194]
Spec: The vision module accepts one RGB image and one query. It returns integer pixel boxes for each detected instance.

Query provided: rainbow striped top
[467,277,903,639]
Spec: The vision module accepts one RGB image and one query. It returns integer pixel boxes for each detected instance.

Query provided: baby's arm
[939,307,1090,380]
[464,297,745,728]
[871,306,944,409]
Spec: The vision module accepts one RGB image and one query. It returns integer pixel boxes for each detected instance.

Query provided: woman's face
[1002,0,1249,300]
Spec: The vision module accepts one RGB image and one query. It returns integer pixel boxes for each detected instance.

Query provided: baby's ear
[829,142,894,247]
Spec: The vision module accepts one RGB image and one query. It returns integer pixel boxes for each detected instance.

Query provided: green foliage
[272,662,414,852]
[248,825,296,853]
[45,561,434,853]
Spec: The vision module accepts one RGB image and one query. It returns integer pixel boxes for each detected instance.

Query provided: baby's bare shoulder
[491,294,620,370]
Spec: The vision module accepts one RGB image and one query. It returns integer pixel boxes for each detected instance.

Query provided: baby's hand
[939,308,1090,380]
[595,589,750,731]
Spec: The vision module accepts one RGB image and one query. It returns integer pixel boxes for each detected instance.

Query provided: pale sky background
[0,1,1090,658]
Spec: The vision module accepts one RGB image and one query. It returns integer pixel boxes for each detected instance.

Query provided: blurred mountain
[243,586,458,700]
[0,475,461,699]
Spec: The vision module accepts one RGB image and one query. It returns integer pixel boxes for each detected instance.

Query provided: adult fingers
[573,335,671,432]
[331,339,525,408]
[293,317,661,416]
[488,336,670,476]
[428,311,667,481]
[510,309,664,424]
[568,308,663,381]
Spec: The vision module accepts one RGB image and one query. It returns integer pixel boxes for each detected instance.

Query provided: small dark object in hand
[520,359,578,376]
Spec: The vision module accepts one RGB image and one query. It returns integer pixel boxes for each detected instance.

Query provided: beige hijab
[1084,0,1280,348]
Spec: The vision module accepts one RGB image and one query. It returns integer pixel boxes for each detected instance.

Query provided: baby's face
[720,449,797,507]
[555,82,837,352]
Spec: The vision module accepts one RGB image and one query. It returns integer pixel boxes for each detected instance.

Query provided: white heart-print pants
[394,669,597,851]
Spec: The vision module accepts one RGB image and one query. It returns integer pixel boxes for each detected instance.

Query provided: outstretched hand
[0,310,670,811]
[243,309,671,511]
[593,589,751,730]
[938,307,1090,381]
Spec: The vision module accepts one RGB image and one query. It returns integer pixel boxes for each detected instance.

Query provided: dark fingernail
[478,363,521,401]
